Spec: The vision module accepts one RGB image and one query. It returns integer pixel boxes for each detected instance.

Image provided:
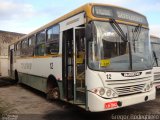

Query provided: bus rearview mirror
[85,24,93,41]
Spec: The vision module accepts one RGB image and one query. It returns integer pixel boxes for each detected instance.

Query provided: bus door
[73,27,86,105]
[62,28,74,101]
[62,27,86,105]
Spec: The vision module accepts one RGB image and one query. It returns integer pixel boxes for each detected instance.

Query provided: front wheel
[47,87,60,100]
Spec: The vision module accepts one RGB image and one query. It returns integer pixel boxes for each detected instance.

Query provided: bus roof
[150,35,160,43]
[150,35,160,39]
[14,3,148,43]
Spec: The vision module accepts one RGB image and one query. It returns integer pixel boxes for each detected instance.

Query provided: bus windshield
[88,21,152,71]
[151,42,160,67]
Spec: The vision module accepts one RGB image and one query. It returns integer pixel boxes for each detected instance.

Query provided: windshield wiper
[132,24,142,41]
[109,18,128,42]
[153,51,158,66]
[109,19,132,70]
[132,24,142,51]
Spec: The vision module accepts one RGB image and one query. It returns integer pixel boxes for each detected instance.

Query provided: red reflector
[156,85,160,89]
[104,101,118,109]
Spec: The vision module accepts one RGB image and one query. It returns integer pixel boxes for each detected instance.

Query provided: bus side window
[35,30,45,56]
[28,35,35,56]
[46,25,59,55]
[16,41,21,56]
[21,39,28,56]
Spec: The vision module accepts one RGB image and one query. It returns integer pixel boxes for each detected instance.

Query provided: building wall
[0,30,24,76]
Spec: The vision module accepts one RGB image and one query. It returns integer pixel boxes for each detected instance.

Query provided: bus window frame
[28,35,36,57]
[35,30,46,56]
[16,41,21,51]
[46,24,60,55]
[21,38,29,49]
[28,35,36,47]
[46,24,60,43]
[36,30,46,45]
[15,41,21,57]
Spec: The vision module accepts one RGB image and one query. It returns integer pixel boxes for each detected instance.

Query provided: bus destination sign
[93,5,148,25]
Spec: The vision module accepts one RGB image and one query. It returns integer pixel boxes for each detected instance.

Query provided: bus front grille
[114,84,145,96]
[154,74,160,82]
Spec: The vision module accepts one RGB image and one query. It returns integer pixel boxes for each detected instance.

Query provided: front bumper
[87,87,156,112]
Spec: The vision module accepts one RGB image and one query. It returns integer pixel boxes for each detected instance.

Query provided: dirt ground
[0,77,160,120]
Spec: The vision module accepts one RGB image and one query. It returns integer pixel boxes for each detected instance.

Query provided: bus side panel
[15,57,62,93]
[19,72,47,92]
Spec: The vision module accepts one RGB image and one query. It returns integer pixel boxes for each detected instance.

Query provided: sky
[0,0,160,37]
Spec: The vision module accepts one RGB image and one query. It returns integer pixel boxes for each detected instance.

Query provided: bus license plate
[104,101,118,109]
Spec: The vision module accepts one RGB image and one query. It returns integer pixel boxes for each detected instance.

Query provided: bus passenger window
[46,25,59,54]
[22,39,28,49]
[28,35,36,56]
[21,39,28,56]
[35,30,45,56]
[29,35,35,46]
[16,41,21,56]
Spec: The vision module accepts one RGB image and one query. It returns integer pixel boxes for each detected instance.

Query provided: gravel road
[0,77,160,120]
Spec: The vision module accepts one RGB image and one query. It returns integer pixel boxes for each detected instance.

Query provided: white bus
[8,3,155,112]
[150,35,160,89]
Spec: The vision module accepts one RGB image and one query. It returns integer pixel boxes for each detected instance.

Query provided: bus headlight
[91,87,118,98]
[106,88,118,98]
[91,87,105,96]
[99,88,105,95]
[106,89,112,97]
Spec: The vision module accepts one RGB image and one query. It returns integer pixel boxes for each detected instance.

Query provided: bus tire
[47,87,60,100]
[15,71,19,83]
[46,76,60,100]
